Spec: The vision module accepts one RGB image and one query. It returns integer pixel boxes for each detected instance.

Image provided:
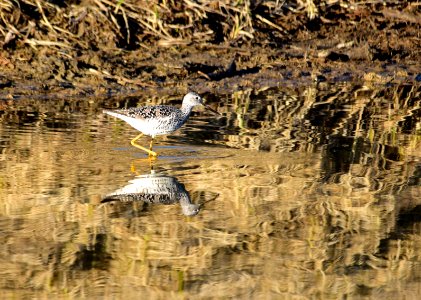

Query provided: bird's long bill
[204,104,220,115]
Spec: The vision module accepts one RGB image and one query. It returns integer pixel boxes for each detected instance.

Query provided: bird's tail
[103,110,124,119]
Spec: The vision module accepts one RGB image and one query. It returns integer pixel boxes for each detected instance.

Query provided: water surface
[0,84,420,298]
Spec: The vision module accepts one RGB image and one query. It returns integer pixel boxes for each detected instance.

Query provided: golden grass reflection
[0,84,420,298]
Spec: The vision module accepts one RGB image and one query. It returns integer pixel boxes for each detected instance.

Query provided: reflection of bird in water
[103,92,219,157]
[102,171,200,216]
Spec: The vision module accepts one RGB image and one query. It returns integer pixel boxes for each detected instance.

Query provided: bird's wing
[106,106,180,120]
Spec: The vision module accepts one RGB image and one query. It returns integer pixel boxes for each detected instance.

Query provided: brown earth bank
[0,0,420,100]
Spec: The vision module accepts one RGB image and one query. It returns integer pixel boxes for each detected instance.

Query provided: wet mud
[0,1,420,100]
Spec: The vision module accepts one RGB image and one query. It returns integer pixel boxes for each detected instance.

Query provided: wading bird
[103,92,218,157]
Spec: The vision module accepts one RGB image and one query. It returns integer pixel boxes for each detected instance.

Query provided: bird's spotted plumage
[103,92,218,157]
[113,105,183,120]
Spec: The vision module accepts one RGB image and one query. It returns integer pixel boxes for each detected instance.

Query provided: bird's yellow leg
[148,138,158,158]
[130,133,158,157]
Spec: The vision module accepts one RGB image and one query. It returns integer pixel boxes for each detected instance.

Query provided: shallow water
[0,84,420,298]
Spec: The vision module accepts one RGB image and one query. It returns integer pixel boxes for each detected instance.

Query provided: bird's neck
[180,103,194,117]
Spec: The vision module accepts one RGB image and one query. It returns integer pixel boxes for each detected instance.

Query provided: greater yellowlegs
[103,92,218,157]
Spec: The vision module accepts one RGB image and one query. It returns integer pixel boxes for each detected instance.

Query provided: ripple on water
[0,85,420,298]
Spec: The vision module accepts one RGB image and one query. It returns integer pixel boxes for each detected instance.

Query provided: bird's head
[183,92,204,106]
[183,92,219,115]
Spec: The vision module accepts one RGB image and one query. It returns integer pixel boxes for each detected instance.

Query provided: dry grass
[0,0,417,50]
[0,0,418,89]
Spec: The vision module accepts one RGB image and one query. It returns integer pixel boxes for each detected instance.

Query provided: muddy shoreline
[0,1,420,100]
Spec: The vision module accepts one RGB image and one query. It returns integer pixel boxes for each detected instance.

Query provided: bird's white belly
[128,118,179,137]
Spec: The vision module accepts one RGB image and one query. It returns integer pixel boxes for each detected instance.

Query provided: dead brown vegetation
[0,0,419,49]
[0,1,419,91]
